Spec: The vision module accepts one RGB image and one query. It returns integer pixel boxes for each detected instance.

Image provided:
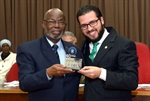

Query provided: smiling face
[78,11,104,42]
[42,8,66,43]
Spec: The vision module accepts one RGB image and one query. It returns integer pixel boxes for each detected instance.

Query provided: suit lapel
[94,32,117,65]
[61,40,70,54]
[40,36,60,64]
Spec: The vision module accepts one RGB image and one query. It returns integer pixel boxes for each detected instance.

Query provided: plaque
[65,58,82,70]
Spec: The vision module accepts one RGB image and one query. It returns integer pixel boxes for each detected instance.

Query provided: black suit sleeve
[105,41,139,90]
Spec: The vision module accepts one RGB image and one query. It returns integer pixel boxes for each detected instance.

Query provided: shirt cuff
[46,72,52,80]
[99,68,107,81]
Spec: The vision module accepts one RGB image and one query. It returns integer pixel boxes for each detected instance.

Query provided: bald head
[44,8,66,21]
[42,8,67,43]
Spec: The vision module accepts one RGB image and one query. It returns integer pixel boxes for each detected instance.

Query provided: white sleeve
[99,68,107,81]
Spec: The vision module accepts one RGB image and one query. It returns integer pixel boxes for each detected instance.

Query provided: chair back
[6,62,19,82]
[135,42,150,84]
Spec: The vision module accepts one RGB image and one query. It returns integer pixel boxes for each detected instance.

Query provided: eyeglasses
[44,20,66,27]
[80,19,99,30]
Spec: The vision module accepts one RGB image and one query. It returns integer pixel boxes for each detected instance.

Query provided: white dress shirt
[46,38,66,80]
[89,28,109,81]
[46,38,66,65]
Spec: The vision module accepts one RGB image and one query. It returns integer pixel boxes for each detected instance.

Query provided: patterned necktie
[52,44,60,62]
[89,42,99,62]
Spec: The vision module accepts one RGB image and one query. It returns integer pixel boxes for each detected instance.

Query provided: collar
[89,28,109,47]
[46,37,63,49]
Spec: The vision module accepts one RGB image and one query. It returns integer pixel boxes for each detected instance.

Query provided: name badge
[65,58,82,70]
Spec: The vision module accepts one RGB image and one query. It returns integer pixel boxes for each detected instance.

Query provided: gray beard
[45,29,62,40]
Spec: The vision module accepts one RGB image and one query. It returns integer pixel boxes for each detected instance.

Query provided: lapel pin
[104,46,108,49]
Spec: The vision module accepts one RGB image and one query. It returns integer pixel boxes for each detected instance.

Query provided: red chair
[135,42,150,84]
[6,62,19,82]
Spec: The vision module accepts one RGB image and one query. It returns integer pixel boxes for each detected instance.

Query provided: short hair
[76,4,102,23]
[63,31,75,37]
[62,31,77,45]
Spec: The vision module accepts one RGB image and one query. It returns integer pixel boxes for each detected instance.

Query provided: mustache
[44,29,62,40]
[85,28,104,43]
[87,30,96,35]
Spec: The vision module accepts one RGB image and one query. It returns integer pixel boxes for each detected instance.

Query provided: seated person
[0,39,16,84]
[62,31,77,45]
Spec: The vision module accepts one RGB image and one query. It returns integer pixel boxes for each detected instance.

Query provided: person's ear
[100,17,104,25]
[42,21,46,29]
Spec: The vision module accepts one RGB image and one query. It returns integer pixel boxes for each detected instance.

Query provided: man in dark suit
[77,5,139,101]
[17,8,82,101]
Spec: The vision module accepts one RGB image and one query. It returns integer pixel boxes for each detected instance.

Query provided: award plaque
[65,58,82,70]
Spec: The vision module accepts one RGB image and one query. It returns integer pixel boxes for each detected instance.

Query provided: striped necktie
[89,42,99,62]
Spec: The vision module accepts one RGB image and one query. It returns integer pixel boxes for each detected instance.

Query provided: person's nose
[54,22,59,27]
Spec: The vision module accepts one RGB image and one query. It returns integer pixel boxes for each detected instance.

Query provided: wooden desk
[0,85,27,101]
[132,88,150,96]
[1,85,150,101]
[78,86,150,101]
[132,88,150,101]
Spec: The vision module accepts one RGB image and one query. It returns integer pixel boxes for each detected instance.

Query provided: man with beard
[17,8,82,101]
[77,5,139,101]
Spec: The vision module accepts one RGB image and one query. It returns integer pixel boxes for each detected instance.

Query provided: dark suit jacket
[17,36,82,101]
[82,27,139,101]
